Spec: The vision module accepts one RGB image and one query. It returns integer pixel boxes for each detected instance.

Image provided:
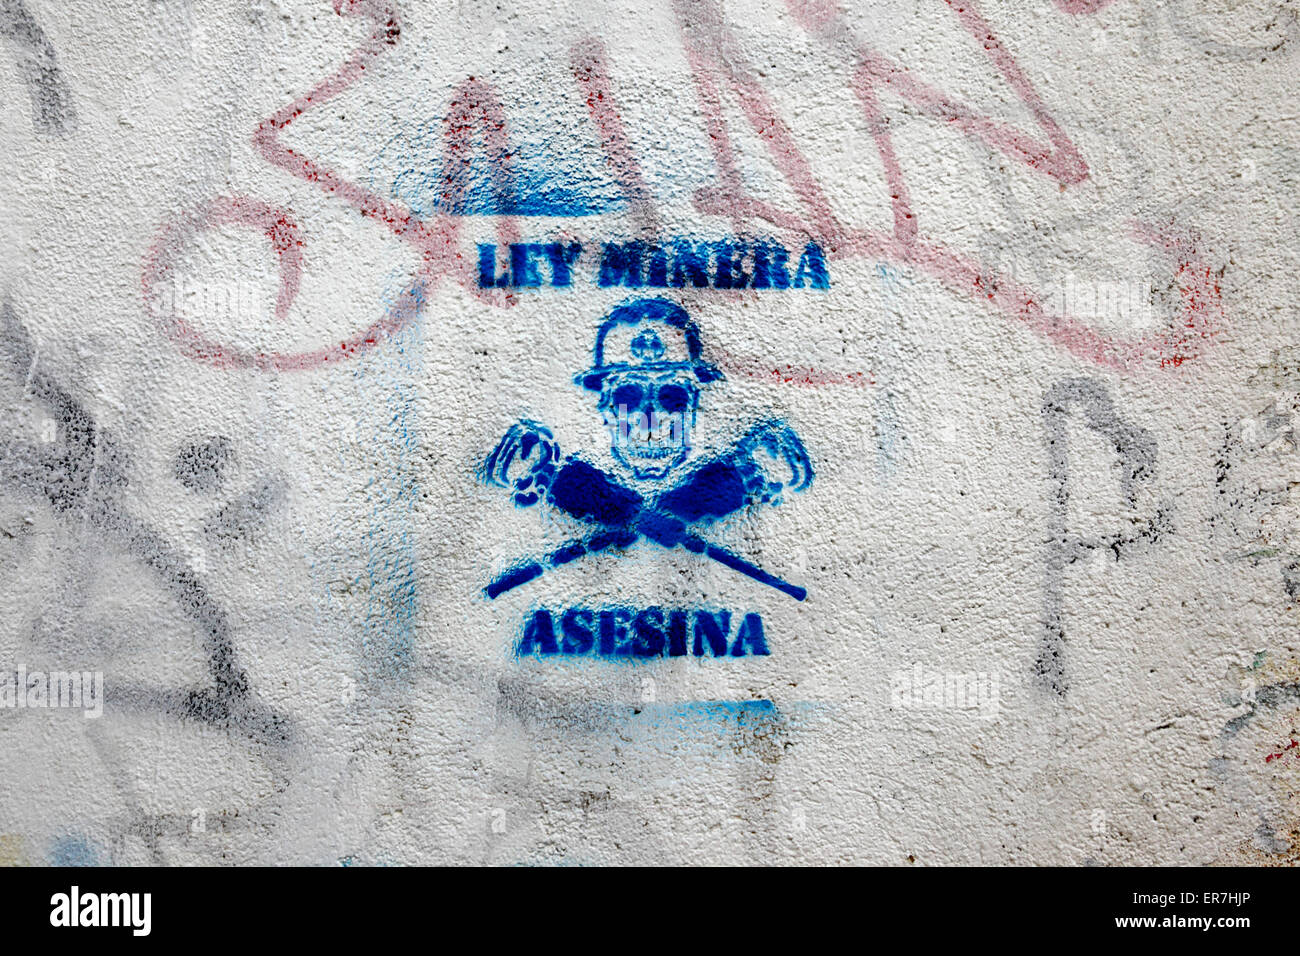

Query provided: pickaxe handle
[485,524,805,601]
[483,419,812,599]
[693,538,807,602]
[485,527,638,599]
[637,515,807,601]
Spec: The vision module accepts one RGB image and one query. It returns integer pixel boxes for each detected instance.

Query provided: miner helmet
[575,297,724,391]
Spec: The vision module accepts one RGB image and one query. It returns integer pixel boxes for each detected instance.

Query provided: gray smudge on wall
[1039,378,1167,697]
[0,0,75,134]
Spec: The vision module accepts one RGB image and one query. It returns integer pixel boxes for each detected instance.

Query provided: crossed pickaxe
[483,420,813,600]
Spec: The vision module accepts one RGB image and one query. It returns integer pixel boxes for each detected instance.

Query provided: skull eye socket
[657,384,691,413]
[611,383,644,409]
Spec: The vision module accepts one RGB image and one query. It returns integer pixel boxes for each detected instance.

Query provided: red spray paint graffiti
[1053,0,1118,14]
[140,195,424,372]
[674,0,1222,372]
[142,0,1223,377]
[1265,738,1299,764]
[143,2,521,371]
[570,38,661,237]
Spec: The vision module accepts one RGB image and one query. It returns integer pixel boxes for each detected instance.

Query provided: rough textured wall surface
[0,0,1296,866]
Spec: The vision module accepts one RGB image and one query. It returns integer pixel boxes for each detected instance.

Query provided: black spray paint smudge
[0,300,288,745]
[1039,377,1168,697]
[0,0,76,134]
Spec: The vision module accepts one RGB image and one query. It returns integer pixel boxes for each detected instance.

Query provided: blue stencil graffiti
[482,297,814,603]
[310,276,425,684]
[518,606,769,658]
[476,238,831,290]
[359,282,423,680]
[372,119,625,218]
[594,239,829,290]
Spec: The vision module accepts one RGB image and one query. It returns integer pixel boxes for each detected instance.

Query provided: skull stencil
[598,370,699,479]
[576,298,722,481]
[482,296,815,602]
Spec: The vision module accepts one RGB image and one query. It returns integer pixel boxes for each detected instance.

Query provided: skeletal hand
[735,420,814,504]
[484,420,561,507]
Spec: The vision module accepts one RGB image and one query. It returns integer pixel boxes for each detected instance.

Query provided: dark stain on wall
[0,0,76,134]
[0,300,288,746]
[1039,378,1168,696]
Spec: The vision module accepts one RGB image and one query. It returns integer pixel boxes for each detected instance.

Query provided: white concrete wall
[0,0,1297,865]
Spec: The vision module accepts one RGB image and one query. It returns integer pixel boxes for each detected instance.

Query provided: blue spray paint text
[478,239,830,290]
[518,606,770,658]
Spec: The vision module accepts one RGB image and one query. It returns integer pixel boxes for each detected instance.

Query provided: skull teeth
[623,444,680,458]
